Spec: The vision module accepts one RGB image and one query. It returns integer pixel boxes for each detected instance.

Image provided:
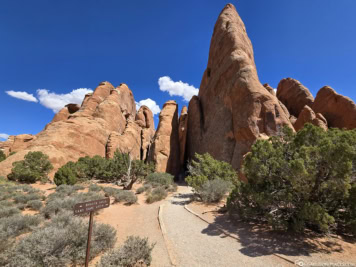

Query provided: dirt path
[94,190,172,267]
[161,186,288,267]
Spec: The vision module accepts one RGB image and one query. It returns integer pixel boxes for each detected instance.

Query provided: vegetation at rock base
[227,124,356,235]
[7,151,53,183]
[186,153,237,203]
[0,150,5,162]
[97,236,155,267]
[53,150,154,188]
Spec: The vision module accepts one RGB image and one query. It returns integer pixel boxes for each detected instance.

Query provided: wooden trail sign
[73,198,110,267]
[74,198,110,215]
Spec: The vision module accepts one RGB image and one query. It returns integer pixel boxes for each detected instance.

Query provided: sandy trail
[161,186,287,267]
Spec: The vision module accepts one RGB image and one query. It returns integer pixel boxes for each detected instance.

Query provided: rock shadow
[170,192,194,206]
[201,213,349,258]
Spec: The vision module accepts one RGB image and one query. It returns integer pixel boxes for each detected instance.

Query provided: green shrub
[0,150,5,162]
[146,172,174,188]
[103,186,121,197]
[228,124,356,234]
[54,161,78,185]
[0,206,21,218]
[136,186,146,194]
[7,151,53,183]
[113,191,137,205]
[13,192,42,204]
[186,153,238,191]
[42,191,104,218]
[4,212,116,266]
[97,236,155,267]
[0,214,42,239]
[146,187,167,204]
[89,183,102,192]
[199,179,232,203]
[27,199,43,211]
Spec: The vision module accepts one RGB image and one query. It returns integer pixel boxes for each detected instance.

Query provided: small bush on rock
[97,236,155,267]
[7,151,53,183]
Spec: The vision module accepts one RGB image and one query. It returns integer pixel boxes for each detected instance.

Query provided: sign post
[74,198,110,267]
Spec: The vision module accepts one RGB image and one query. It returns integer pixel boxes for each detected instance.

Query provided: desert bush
[42,191,104,218]
[186,153,238,192]
[136,184,154,195]
[4,212,116,266]
[13,192,42,204]
[0,200,15,207]
[113,190,137,205]
[97,236,155,267]
[227,124,356,234]
[0,150,5,162]
[55,184,77,194]
[7,151,53,183]
[146,172,174,188]
[54,161,78,185]
[89,183,102,192]
[0,206,21,218]
[103,186,121,197]
[146,187,167,204]
[0,214,42,239]
[199,179,232,203]
[27,199,43,211]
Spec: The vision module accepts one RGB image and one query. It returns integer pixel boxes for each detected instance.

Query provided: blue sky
[1,0,356,139]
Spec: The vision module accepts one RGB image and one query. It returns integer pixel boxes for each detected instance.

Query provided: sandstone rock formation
[0,136,15,156]
[0,82,155,178]
[313,86,356,130]
[263,83,276,96]
[186,4,293,169]
[106,105,155,161]
[277,78,314,117]
[294,105,328,131]
[149,101,180,176]
[48,104,81,126]
[178,106,188,169]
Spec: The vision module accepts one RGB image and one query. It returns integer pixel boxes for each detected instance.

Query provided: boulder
[149,100,180,176]
[294,105,328,131]
[313,86,356,130]
[178,106,188,168]
[186,4,293,170]
[277,78,314,117]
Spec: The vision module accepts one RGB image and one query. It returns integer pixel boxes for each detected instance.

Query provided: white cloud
[37,88,93,113]
[158,76,199,102]
[135,98,161,115]
[5,91,38,102]
[0,133,9,140]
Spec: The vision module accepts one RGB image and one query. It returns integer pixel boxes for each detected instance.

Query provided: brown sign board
[73,198,110,215]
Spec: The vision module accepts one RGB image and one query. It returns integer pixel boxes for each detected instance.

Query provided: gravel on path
[162,186,289,267]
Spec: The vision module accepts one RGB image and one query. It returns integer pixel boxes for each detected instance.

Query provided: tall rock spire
[186,4,293,169]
